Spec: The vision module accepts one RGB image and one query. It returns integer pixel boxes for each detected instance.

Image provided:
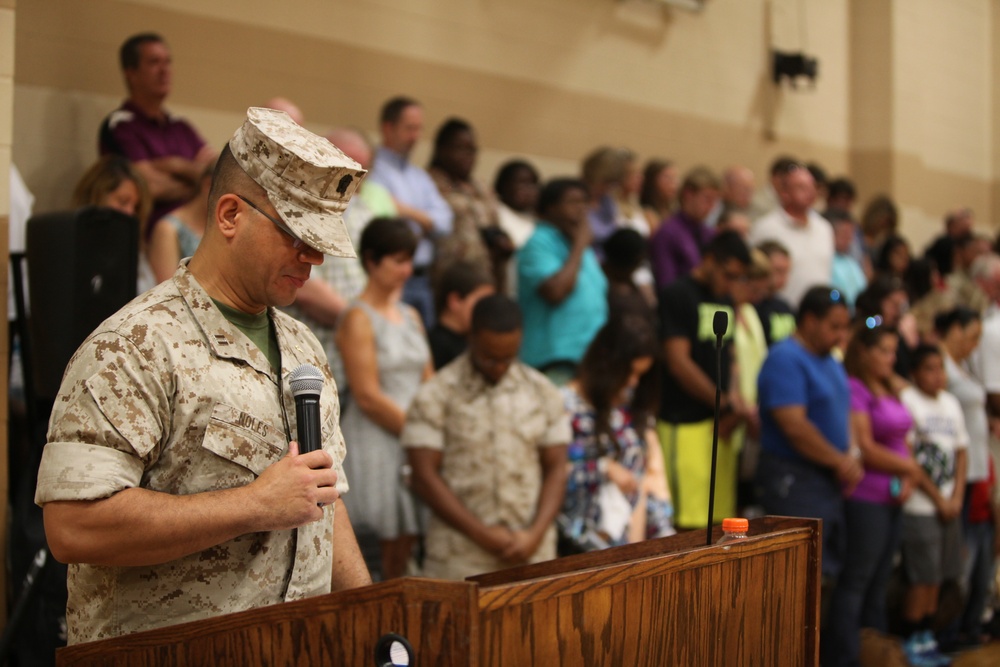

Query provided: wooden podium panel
[470,517,821,667]
[56,578,479,667]
[56,517,819,666]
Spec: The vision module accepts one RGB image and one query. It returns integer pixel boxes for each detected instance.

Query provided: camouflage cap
[229,107,365,258]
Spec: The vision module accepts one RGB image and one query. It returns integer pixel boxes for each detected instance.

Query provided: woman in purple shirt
[823,323,920,667]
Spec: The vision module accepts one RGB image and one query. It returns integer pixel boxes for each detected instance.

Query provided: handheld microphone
[707,310,729,545]
[289,364,324,454]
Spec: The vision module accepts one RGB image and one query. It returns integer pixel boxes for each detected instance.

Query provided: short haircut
[358,217,418,270]
[827,177,857,201]
[432,117,473,151]
[120,33,165,71]
[434,261,493,315]
[493,159,539,196]
[945,208,973,230]
[769,155,800,177]
[854,274,905,322]
[806,162,827,188]
[933,306,980,336]
[756,239,790,259]
[797,285,848,325]
[679,166,721,196]
[537,178,588,217]
[380,96,420,125]
[823,207,854,225]
[603,228,647,273]
[703,230,751,266]
[910,343,942,372]
[471,294,522,333]
[208,143,263,216]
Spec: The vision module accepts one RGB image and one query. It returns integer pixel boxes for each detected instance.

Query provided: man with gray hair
[706,165,754,228]
[36,108,372,644]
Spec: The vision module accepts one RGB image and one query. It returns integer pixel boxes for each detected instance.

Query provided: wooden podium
[57,516,820,666]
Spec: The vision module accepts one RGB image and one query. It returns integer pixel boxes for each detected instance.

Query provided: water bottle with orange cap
[717,518,749,545]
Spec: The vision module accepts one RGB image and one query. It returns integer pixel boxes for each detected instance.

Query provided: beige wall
[8,0,1000,246]
[845,0,998,250]
[890,0,994,249]
[13,0,853,210]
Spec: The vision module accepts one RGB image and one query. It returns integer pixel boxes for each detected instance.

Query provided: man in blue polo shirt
[756,285,862,583]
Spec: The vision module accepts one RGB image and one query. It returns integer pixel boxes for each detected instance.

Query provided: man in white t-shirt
[749,162,833,309]
[899,344,969,663]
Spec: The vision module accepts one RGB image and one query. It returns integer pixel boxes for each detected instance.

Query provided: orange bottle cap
[722,518,749,532]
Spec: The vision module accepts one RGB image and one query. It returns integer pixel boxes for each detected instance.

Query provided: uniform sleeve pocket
[201,403,287,476]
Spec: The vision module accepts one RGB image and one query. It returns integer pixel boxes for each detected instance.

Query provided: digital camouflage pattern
[426,166,493,277]
[400,354,570,580]
[35,263,349,644]
[229,107,366,258]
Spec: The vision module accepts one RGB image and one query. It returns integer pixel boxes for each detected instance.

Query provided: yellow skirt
[657,420,738,530]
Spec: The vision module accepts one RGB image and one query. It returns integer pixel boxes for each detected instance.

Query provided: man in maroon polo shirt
[100,32,217,226]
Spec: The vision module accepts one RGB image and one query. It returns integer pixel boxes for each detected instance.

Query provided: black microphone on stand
[289,364,324,454]
[706,310,729,546]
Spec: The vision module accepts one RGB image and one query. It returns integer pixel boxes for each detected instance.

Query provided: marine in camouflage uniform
[36,265,348,642]
[35,108,372,644]
[401,295,570,580]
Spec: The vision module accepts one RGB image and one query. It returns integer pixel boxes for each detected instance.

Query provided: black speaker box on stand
[26,206,138,401]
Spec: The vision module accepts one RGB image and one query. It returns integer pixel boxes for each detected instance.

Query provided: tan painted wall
[13,0,852,213]
[7,0,1000,250]
[890,0,994,249]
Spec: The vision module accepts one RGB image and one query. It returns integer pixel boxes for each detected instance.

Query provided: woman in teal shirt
[516,178,608,385]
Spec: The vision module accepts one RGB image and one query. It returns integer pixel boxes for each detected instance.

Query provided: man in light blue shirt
[368,96,454,326]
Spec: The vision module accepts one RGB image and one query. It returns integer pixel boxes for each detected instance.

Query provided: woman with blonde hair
[72,155,155,292]
[581,147,647,253]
